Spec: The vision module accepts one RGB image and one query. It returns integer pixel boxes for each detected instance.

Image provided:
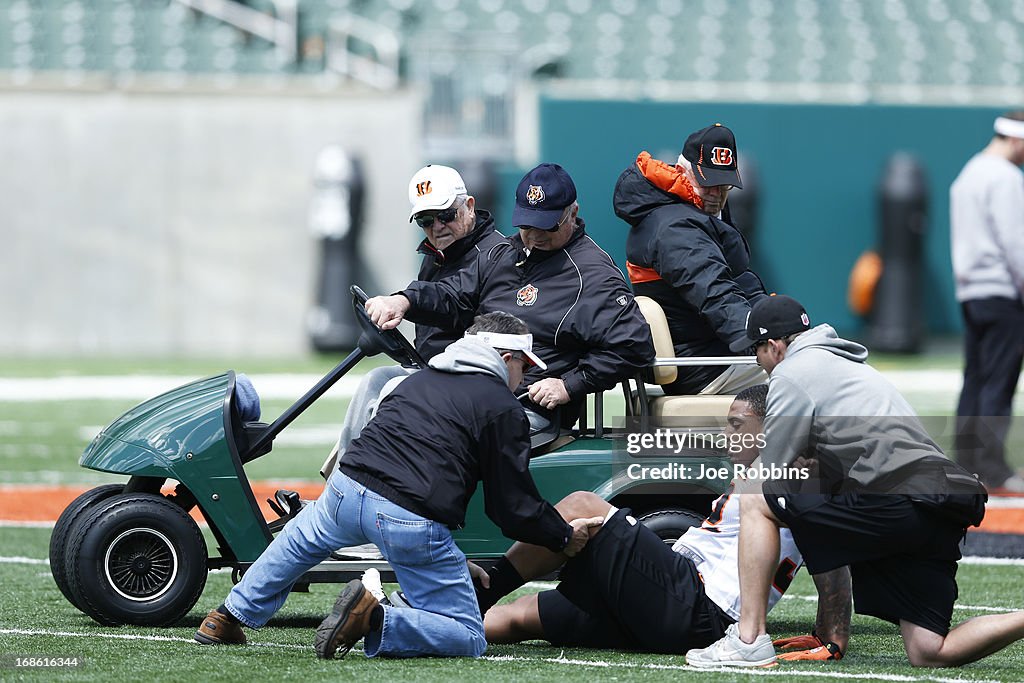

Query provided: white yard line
[0,478,323,493]
[0,556,48,565]
[880,370,963,394]
[0,369,970,403]
[76,424,341,446]
[0,471,120,486]
[0,374,364,402]
[0,520,54,528]
[0,627,308,650]
[4,553,1020,615]
[954,604,1023,613]
[960,555,1024,564]
[4,557,1024,571]
[976,498,1024,508]
[0,627,996,680]
[481,654,998,682]
[779,592,1020,613]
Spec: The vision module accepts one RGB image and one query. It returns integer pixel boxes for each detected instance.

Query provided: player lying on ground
[475,385,850,659]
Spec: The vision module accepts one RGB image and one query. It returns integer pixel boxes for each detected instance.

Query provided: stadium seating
[0,0,1018,91]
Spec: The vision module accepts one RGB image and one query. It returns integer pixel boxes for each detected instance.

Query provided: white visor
[994,116,1024,140]
[469,331,547,370]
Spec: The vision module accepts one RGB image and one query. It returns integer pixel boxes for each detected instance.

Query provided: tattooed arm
[813,566,852,652]
[775,566,851,661]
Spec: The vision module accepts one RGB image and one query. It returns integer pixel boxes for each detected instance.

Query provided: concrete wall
[0,86,421,355]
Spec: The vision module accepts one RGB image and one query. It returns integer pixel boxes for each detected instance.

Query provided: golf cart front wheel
[64,493,207,626]
[49,483,125,610]
[637,508,705,545]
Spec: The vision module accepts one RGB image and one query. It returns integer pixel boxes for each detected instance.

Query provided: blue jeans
[224,469,486,658]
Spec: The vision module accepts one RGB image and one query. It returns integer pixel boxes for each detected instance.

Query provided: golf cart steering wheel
[351,285,426,369]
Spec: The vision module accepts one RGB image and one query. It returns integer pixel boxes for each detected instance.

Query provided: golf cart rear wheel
[64,493,207,626]
[637,508,705,545]
[49,483,125,610]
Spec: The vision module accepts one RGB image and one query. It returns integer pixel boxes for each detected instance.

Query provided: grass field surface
[2,523,1023,682]
[3,352,1024,681]
[5,348,1024,485]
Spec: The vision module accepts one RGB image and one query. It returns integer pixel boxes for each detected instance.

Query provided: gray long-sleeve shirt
[760,325,952,493]
[951,153,1024,302]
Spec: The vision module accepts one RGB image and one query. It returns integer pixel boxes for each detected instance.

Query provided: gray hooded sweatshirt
[760,324,974,495]
[366,337,510,425]
[427,336,510,383]
[341,334,573,547]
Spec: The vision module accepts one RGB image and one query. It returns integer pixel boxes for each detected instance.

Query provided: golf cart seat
[633,296,736,420]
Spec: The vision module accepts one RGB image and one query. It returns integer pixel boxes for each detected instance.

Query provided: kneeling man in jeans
[195,311,595,660]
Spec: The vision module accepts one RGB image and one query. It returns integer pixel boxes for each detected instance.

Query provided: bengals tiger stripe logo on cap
[711,146,733,166]
[525,185,545,205]
[680,123,743,189]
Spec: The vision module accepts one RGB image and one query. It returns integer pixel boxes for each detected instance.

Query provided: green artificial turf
[1,527,1023,682]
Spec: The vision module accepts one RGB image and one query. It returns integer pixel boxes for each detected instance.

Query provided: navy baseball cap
[512,163,577,230]
[730,294,810,351]
[680,123,743,189]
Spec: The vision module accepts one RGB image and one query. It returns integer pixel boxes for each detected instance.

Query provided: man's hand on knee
[467,561,489,589]
[564,516,605,556]
[555,491,613,522]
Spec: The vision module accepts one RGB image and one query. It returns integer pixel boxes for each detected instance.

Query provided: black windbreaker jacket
[412,210,508,360]
[401,221,655,399]
[614,162,767,391]
[339,364,572,552]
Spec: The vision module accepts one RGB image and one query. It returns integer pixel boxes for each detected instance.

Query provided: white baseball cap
[408,165,467,221]
[469,331,547,370]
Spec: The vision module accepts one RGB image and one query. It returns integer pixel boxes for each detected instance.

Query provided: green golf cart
[50,287,746,626]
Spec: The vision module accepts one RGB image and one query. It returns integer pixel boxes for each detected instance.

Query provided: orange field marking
[3,484,1024,533]
[0,482,326,524]
[977,507,1024,534]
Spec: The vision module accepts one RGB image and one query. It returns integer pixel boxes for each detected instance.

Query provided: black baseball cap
[681,123,743,189]
[512,163,577,230]
[730,294,810,352]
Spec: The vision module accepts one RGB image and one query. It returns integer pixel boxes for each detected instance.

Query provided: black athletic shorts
[763,486,965,636]
[536,508,732,654]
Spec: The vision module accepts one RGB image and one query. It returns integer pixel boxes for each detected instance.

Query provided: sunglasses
[513,351,534,368]
[518,206,573,232]
[414,204,460,229]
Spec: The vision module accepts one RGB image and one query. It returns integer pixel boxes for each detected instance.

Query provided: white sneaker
[389,590,410,608]
[360,568,391,606]
[685,623,777,668]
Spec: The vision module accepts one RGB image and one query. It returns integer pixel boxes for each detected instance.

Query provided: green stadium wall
[534,97,1011,337]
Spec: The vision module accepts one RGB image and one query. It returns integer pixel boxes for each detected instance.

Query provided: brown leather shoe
[195,609,246,645]
[314,579,379,659]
